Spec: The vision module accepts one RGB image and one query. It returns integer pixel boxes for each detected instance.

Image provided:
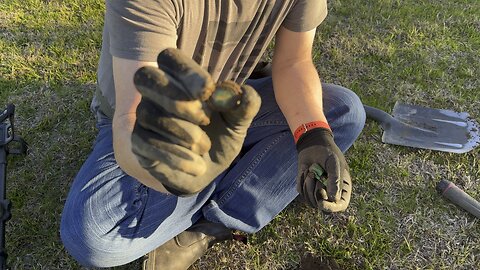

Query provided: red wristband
[293,121,331,144]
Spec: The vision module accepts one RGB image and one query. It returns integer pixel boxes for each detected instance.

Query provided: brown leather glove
[131,48,261,196]
[296,128,352,212]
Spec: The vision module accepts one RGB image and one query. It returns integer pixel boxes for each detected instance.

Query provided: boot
[142,219,235,270]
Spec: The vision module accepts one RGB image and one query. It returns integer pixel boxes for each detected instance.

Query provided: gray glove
[296,128,352,212]
[131,48,261,196]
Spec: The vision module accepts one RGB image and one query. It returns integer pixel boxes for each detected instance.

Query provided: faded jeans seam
[250,119,288,127]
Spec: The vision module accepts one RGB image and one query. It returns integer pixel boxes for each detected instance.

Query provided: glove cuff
[296,127,334,152]
[293,121,331,144]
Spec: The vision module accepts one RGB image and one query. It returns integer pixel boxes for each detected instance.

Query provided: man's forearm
[272,59,328,134]
[110,57,169,193]
[112,113,169,193]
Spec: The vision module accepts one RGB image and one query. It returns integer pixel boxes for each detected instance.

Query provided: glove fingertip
[320,202,347,213]
[240,84,262,115]
[327,190,341,202]
[219,84,261,130]
[316,186,329,201]
[326,173,343,201]
[133,66,166,95]
[157,48,216,101]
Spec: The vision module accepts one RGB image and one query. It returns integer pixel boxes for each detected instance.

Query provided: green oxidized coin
[310,163,325,181]
[208,81,242,112]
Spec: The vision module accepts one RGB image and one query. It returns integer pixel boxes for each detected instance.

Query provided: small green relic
[208,81,242,112]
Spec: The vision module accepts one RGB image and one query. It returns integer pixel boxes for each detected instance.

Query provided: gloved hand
[131,48,261,196]
[296,128,352,212]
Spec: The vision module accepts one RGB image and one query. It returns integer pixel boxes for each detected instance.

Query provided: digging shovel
[364,102,480,153]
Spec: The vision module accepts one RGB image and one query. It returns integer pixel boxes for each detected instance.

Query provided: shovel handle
[436,180,480,219]
[364,105,395,129]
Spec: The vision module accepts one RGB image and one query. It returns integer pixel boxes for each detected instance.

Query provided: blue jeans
[60,78,366,267]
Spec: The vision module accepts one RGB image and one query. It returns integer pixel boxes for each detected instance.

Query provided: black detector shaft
[0,104,28,270]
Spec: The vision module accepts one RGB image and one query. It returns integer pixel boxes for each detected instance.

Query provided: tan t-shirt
[93,0,328,117]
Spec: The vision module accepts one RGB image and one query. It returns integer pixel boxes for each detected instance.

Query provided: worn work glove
[131,48,261,196]
[296,128,352,212]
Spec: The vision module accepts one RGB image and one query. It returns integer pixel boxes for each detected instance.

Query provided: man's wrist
[293,121,331,144]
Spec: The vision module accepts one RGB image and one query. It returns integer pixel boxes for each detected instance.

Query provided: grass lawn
[1,0,479,269]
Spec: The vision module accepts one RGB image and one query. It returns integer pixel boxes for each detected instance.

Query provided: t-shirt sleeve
[282,0,328,32]
[105,0,179,61]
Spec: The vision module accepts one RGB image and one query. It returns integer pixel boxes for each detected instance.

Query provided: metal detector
[0,104,28,270]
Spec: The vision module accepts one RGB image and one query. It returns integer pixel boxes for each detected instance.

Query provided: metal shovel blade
[364,102,480,153]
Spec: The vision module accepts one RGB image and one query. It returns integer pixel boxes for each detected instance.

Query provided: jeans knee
[343,88,366,134]
[60,193,127,268]
[324,83,365,131]
[60,211,134,268]
[322,83,366,151]
[60,212,96,267]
